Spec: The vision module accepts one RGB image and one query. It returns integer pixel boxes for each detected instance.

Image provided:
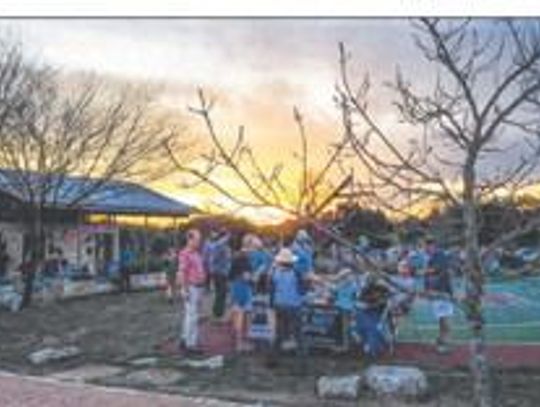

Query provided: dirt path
[0,371,249,407]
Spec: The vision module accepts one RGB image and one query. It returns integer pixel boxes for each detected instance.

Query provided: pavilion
[0,170,195,278]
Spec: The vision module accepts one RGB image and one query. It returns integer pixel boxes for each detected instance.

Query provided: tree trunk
[20,206,45,308]
[463,161,492,407]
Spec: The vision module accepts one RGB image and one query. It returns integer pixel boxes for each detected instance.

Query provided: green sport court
[397,276,540,344]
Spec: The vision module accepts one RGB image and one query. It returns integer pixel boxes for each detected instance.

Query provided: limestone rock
[28,346,81,365]
[364,365,427,398]
[0,285,22,312]
[316,375,362,400]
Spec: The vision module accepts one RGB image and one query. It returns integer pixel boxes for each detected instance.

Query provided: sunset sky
[3,19,532,224]
[1,19,418,222]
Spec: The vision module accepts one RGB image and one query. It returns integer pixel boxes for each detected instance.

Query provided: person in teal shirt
[291,230,314,295]
[246,235,273,294]
[334,269,359,313]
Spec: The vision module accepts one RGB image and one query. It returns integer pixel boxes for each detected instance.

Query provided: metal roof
[0,169,194,217]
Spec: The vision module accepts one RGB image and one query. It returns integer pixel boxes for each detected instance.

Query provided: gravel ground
[1,290,540,406]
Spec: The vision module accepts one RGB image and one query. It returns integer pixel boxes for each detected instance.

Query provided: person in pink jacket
[177,228,207,353]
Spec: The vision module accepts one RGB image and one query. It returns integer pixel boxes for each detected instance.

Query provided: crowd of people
[172,227,316,355]
[170,226,457,357]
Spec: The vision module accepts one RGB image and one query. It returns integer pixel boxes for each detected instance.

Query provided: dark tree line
[427,198,540,247]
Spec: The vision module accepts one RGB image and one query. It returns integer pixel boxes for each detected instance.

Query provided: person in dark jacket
[230,235,255,352]
[203,229,232,320]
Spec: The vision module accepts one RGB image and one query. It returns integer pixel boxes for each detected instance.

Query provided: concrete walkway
[0,371,250,407]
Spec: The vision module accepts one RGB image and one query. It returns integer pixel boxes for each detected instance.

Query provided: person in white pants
[177,228,207,353]
[182,285,204,348]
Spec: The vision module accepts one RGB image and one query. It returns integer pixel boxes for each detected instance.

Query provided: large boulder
[316,375,362,400]
[364,365,427,398]
[0,284,22,312]
[28,346,81,365]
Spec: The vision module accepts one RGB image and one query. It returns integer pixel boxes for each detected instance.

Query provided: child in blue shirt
[270,248,305,354]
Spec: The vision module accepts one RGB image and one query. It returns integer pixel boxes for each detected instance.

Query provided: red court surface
[390,342,540,369]
[160,319,540,370]
[0,371,246,407]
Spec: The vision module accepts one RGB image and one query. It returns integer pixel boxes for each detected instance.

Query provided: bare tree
[166,90,434,303]
[163,18,540,406]
[165,88,353,222]
[337,18,540,407]
[163,89,404,290]
[0,37,182,306]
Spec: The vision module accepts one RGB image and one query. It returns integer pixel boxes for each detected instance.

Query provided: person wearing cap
[177,228,207,354]
[270,247,305,354]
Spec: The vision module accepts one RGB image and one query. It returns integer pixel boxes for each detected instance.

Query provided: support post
[76,211,82,271]
[112,214,120,263]
[143,215,149,275]
[172,217,178,249]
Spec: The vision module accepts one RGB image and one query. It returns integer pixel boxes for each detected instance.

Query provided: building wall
[0,221,120,277]
[75,224,120,275]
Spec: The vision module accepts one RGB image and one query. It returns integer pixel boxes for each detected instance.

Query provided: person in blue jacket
[203,229,232,320]
[270,247,305,355]
[291,229,314,294]
[246,235,273,294]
